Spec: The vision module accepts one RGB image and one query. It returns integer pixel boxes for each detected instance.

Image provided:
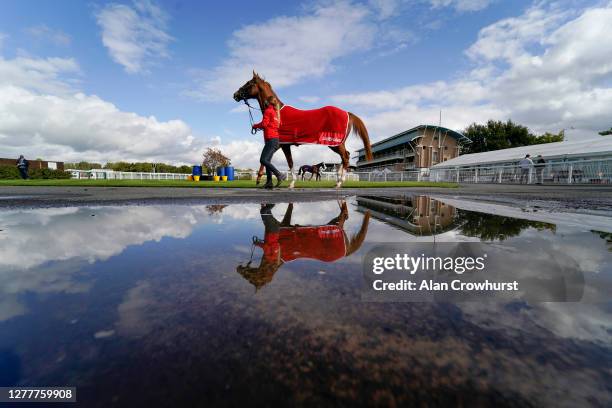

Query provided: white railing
[68,169,189,180]
[428,158,612,185]
[68,158,612,185]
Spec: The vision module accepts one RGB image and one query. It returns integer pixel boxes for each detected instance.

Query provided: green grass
[0,178,458,188]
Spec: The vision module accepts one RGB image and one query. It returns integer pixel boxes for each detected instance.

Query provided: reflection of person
[16,155,29,179]
[534,155,546,185]
[236,203,288,290]
[257,203,283,263]
[518,154,533,184]
[252,95,286,189]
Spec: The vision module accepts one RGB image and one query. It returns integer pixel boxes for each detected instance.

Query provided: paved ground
[0,184,611,212]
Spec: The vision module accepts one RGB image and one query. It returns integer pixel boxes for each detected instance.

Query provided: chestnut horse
[233,71,373,188]
[236,201,371,289]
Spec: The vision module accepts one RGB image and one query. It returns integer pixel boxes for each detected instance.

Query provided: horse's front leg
[281,144,296,189]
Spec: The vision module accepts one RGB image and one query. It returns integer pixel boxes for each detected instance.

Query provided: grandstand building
[355,125,469,171]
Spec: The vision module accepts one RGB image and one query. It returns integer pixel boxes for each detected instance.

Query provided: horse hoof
[289,182,295,189]
[335,183,342,189]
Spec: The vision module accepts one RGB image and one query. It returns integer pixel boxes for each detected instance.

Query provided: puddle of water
[0,196,610,406]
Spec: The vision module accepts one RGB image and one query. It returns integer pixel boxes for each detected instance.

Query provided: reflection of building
[355,125,469,171]
[356,195,457,236]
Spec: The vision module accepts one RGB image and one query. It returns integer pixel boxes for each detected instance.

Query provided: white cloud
[0,51,217,164]
[95,0,172,73]
[331,2,612,140]
[0,55,80,94]
[0,205,218,321]
[189,1,381,100]
[429,0,494,12]
[25,25,71,46]
[0,84,208,163]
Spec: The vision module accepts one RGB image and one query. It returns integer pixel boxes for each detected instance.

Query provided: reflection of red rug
[279,225,347,262]
[279,105,349,146]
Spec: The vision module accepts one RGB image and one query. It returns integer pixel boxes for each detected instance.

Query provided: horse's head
[233,70,262,102]
[319,162,327,171]
[236,259,281,290]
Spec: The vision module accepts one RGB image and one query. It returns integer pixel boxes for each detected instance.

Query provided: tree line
[65,161,193,173]
[459,120,566,154]
[66,148,235,174]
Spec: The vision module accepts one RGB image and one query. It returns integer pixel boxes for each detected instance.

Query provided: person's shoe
[275,174,286,188]
[263,183,274,190]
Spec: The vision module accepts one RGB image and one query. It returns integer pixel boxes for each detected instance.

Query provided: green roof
[356,125,469,157]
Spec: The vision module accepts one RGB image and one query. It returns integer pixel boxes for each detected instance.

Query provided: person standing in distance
[16,155,29,180]
[518,154,533,184]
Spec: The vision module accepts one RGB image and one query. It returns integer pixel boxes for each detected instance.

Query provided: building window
[433,151,438,163]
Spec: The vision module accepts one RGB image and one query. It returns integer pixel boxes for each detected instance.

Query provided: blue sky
[0,0,610,168]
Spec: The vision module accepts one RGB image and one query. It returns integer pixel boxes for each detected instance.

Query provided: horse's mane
[254,75,282,106]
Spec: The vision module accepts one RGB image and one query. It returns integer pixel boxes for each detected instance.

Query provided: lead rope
[244,100,261,135]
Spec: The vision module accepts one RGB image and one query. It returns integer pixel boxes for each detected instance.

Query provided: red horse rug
[278,105,349,146]
[255,225,347,263]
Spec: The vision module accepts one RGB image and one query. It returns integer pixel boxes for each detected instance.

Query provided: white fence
[428,158,612,185]
[69,158,612,185]
[68,169,189,180]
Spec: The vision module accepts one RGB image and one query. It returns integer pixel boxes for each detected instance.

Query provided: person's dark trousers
[536,169,544,184]
[260,138,282,185]
[260,204,280,232]
[18,168,28,179]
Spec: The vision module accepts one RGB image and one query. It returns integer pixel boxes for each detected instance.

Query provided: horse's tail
[345,211,370,256]
[348,112,373,161]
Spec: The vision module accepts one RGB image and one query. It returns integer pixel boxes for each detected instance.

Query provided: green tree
[532,130,565,144]
[103,161,192,173]
[202,148,230,174]
[456,211,556,241]
[460,120,564,154]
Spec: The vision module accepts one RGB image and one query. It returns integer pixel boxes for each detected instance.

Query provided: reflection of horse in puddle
[237,201,370,289]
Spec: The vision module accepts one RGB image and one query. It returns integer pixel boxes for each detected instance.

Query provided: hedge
[0,165,71,179]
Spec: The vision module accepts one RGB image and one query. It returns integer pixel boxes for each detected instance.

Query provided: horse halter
[237,84,262,135]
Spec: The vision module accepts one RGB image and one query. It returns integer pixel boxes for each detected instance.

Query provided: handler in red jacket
[252,95,286,189]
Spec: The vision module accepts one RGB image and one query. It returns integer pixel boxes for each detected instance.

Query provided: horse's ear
[253,70,258,78]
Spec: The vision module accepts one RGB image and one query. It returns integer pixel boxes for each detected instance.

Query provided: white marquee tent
[432,137,612,169]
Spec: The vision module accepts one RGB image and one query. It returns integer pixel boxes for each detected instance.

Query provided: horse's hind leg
[281,203,293,226]
[330,145,350,188]
[256,165,265,185]
[281,144,296,189]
